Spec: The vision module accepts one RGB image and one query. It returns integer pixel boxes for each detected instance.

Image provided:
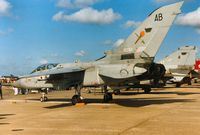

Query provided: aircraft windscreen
[30,63,58,74]
[95,55,106,61]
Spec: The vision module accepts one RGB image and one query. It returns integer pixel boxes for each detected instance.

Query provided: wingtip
[174,1,184,13]
[172,1,184,7]
[177,1,184,6]
[162,1,184,14]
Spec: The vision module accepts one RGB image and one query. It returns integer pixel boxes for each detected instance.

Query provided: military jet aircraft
[12,2,184,105]
[160,46,198,87]
[191,59,200,83]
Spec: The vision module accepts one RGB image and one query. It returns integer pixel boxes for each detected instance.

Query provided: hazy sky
[0,0,199,75]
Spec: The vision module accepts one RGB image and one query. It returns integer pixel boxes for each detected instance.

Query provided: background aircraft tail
[160,46,197,70]
[195,59,200,70]
[112,2,184,59]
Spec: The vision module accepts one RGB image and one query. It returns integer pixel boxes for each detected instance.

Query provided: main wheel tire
[144,88,151,94]
[44,96,48,101]
[194,79,198,83]
[103,93,113,103]
[40,97,44,102]
[176,83,181,87]
[103,94,109,103]
[40,96,48,102]
[108,93,113,100]
[113,89,120,95]
[188,81,192,85]
[71,95,82,105]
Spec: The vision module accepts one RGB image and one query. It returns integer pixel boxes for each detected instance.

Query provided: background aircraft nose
[12,79,22,88]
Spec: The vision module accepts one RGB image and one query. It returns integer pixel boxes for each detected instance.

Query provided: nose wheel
[71,84,84,105]
[40,89,48,102]
[71,95,84,105]
[113,89,121,95]
[40,96,48,102]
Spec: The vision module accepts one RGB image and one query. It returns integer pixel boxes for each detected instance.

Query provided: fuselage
[13,54,153,90]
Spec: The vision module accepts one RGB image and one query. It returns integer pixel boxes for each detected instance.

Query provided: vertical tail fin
[195,59,200,70]
[112,1,184,59]
[160,46,197,70]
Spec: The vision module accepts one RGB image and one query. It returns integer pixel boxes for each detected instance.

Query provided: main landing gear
[176,82,181,88]
[71,84,84,105]
[143,87,151,94]
[103,85,113,103]
[113,89,121,95]
[71,85,113,105]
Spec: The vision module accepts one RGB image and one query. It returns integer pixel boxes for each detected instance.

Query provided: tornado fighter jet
[160,46,198,87]
[13,2,184,105]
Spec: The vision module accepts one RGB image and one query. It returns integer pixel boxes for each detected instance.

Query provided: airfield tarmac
[1,84,200,135]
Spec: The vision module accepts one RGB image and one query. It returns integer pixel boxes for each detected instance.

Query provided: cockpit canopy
[31,63,58,74]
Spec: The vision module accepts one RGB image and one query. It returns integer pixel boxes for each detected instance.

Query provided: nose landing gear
[40,88,48,102]
[71,84,84,105]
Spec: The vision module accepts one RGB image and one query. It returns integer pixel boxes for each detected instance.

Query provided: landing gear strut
[71,84,84,105]
[40,89,48,102]
[103,85,113,103]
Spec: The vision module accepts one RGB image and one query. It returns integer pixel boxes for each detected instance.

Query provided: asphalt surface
[0,84,200,135]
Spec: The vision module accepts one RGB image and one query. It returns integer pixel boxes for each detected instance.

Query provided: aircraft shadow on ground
[161,86,200,89]
[43,97,195,109]
[109,91,200,96]
[28,98,72,109]
[87,98,195,107]
[44,103,72,109]
[0,114,15,125]
[0,123,10,125]
[151,91,200,96]
[0,114,15,116]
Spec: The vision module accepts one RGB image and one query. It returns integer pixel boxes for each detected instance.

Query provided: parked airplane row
[7,1,199,105]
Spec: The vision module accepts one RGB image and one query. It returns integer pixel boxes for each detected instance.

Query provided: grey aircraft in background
[160,46,198,87]
[12,2,184,105]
